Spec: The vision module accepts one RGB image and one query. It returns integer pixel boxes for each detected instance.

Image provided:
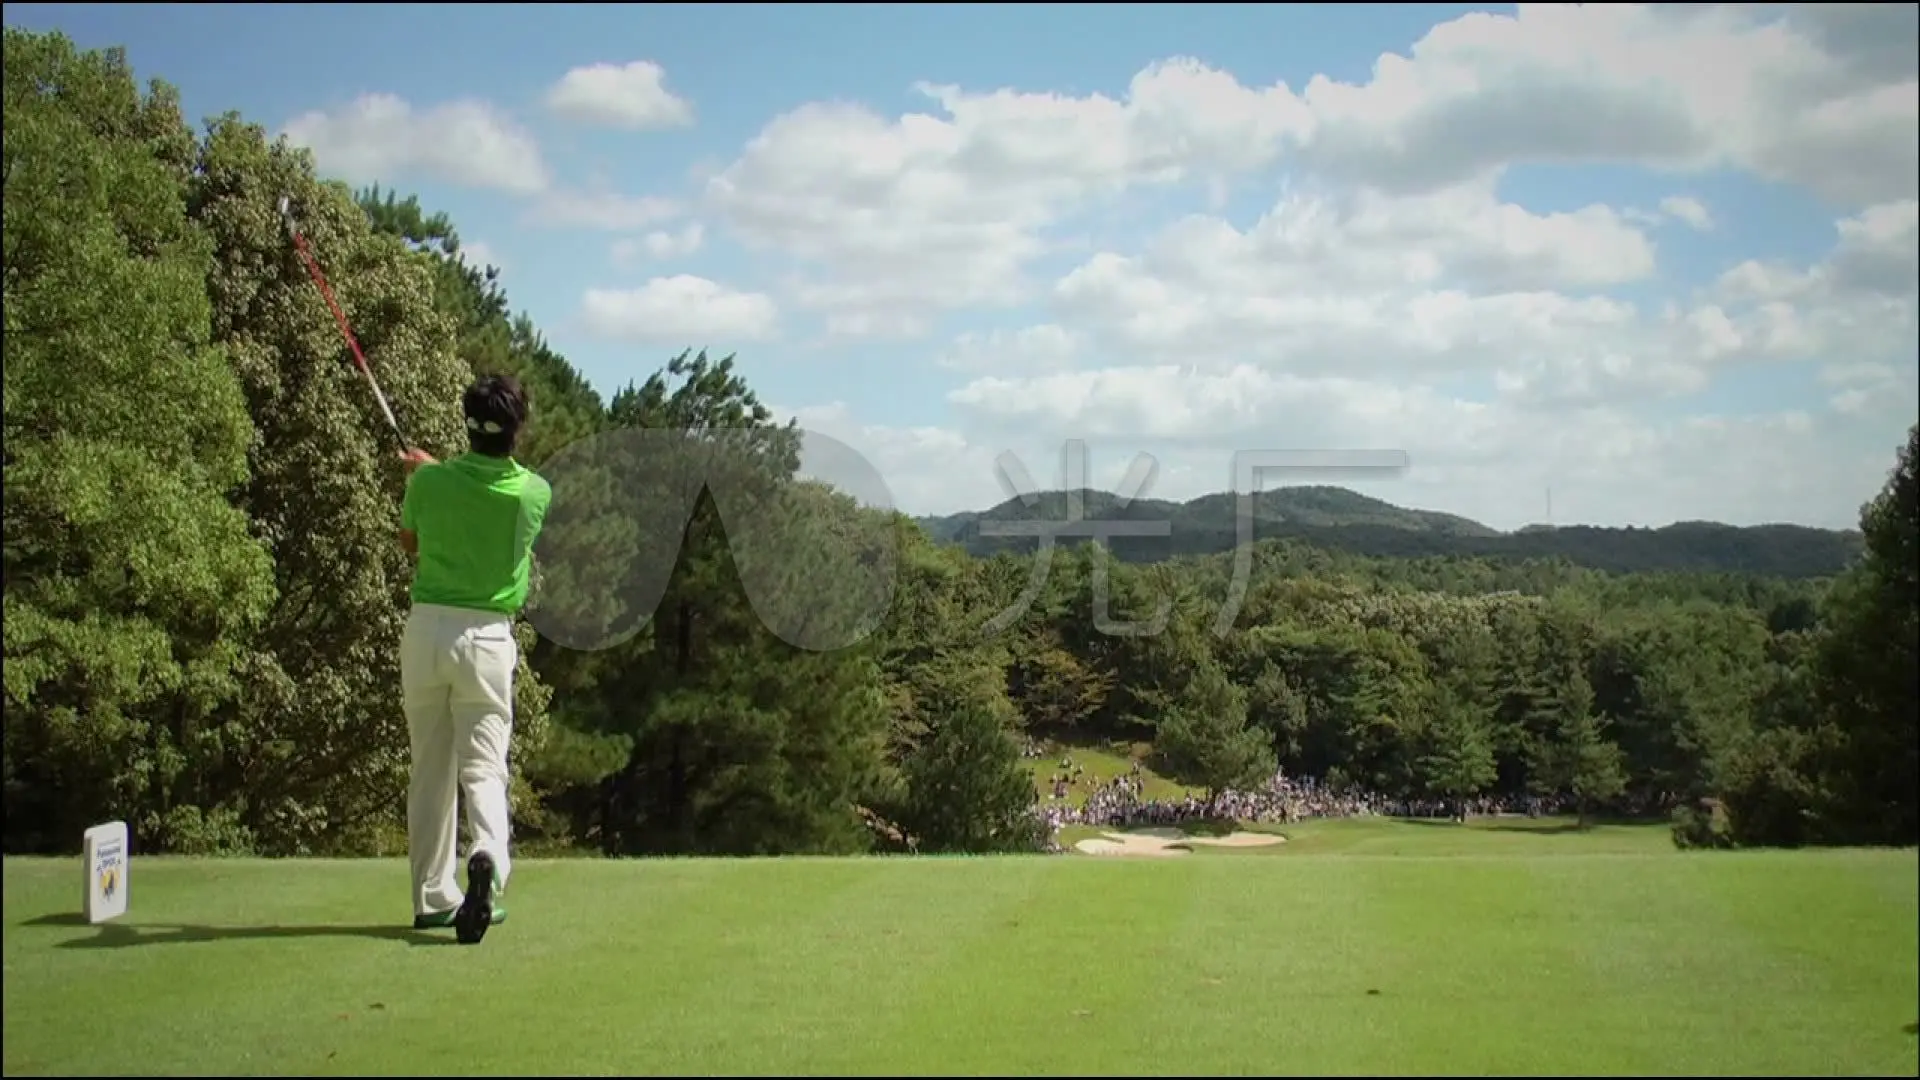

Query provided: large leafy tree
[185,116,549,854]
[1153,662,1276,806]
[2,31,275,853]
[901,698,1046,854]
[1809,424,1919,844]
[1417,697,1498,815]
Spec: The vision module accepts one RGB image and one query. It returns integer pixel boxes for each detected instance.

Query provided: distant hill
[911,485,1863,580]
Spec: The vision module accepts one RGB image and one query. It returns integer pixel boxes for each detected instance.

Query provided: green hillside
[914,486,1864,579]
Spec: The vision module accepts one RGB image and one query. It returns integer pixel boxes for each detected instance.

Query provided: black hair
[463,374,529,457]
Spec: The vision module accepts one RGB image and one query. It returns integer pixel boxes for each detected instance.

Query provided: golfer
[396,374,551,945]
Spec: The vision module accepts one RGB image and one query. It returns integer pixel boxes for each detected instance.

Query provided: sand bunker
[1182,832,1288,848]
[1072,829,1286,857]
[1074,833,1189,857]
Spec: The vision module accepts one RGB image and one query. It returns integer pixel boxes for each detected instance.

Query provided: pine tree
[1417,696,1498,819]
[1153,664,1276,812]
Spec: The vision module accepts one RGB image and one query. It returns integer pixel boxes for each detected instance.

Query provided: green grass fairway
[6,822,1917,1076]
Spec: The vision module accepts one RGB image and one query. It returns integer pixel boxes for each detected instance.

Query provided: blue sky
[7,2,1916,529]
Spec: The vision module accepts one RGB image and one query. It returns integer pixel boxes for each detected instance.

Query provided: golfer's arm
[397,451,432,561]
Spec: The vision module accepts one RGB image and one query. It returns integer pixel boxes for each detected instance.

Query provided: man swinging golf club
[397,374,552,945]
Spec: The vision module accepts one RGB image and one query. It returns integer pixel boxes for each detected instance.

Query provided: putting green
[5,819,1916,1076]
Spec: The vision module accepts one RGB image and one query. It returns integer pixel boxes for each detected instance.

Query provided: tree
[901,699,1045,854]
[1152,663,1276,811]
[1416,697,1498,819]
[2,31,275,853]
[356,184,605,470]
[1005,634,1112,732]
[1562,711,1629,828]
[1529,672,1628,827]
[187,114,524,855]
[1808,423,1919,844]
[539,351,892,856]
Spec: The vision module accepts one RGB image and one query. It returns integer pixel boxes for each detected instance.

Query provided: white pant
[400,603,516,917]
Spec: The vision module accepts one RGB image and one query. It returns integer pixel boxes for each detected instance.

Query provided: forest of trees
[5,31,1915,862]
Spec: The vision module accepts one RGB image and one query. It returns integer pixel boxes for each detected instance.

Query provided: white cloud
[611,223,706,265]
[1659,195,1714,231]
[787,371,1906,531]
[1707,199,1919,382]
[938,324,1083,373]
[703,4,1915,337]
[1044,181,1702,406]
[282,94,549,193]
[291,6,1914,530]
[704,58,1314,336]
[777,401,996,515]
[545,60,695,131]
[772,186,1916,528]
[526,190,683,232]
[1293,3,1917,203]
[579,276,778,345]
[460,240,505,272]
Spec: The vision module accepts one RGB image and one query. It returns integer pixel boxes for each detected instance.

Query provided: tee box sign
[83,821,129,924]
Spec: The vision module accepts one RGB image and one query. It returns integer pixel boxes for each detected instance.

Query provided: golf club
[279,194,406,449]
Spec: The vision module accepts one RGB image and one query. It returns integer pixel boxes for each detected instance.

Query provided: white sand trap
[1072,829,1287,857]
[1075,832,1190,857]
[1183,832,1286,849]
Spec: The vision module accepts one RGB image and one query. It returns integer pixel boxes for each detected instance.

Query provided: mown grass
[4,820,1915,1076]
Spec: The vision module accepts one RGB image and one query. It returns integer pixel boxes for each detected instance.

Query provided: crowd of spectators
[1028,747,1581,837]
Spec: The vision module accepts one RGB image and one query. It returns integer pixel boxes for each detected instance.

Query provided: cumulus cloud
[545,60,695,130]
[1659,195,1715,231]
[1041,181,1721,406]
[938,324,1083,373]
[766,183,1915,528]
[286,5,1917,529]
[703,3,1915,337]
[611,223,707,265]
[459,240,506,273]
[1708,200,1919,375]
[1001,192,1916,420]
[1293,3,1917,203]
[281,94,549,193]
[579,276,778,345]
[703,58,1314,336]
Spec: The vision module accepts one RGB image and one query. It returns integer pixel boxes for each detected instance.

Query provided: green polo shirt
[401,452,552,616]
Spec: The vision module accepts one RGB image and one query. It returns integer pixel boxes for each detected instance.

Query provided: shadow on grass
[1173,816,1241,838]
[1391,817,1651,835]
[22,913,454,949]
[1101,817,1245,839]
